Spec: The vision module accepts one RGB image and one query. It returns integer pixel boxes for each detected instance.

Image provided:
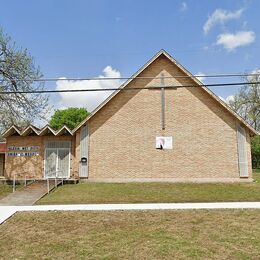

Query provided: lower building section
[4,135,77,180]
[1,124,253,182]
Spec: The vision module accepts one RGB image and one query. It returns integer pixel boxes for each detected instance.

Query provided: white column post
[13,173,16,193]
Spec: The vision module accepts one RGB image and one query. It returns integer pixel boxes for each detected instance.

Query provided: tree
[228,71,260,131]
[0,29,50,133]
[251,135,260,168]
[49,107,89,130]
[228,71,260,168]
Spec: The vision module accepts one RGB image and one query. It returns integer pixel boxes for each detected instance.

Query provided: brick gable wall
[3,55,252,182]
[86,55,252,182]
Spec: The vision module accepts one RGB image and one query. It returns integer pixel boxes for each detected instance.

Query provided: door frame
[44,146,71,179]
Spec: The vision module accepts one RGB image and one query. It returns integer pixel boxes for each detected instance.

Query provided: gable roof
[73,49,258,135]
[2,50,258,137]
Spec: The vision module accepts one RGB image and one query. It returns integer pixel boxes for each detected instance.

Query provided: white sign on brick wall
[156,136,173,149]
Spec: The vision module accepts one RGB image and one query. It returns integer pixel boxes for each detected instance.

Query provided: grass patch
[0,210,259,259]
[0,184,13,200]
[38,170,260,205]
[253,168,260,182]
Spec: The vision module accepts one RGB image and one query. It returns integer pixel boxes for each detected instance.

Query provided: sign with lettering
[7,146,39,156]
[7,152,39,156]
[8,146,39,151]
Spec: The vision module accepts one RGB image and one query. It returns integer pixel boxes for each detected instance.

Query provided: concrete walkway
[0,207,16,224]
[1,202,260,225]
[0,180,58,206]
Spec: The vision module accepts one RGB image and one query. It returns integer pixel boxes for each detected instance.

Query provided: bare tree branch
[0,28,51,134]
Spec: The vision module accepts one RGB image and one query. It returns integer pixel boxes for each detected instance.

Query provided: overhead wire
[0,72,260,82]
[0,81,259,94]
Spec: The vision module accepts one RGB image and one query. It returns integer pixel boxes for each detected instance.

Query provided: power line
[0,81,259,94]
[0,73,260,82]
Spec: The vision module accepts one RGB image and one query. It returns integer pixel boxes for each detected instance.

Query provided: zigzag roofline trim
[2,124,73,137]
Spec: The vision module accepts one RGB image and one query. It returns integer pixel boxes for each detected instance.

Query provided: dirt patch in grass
[0,210,259,259]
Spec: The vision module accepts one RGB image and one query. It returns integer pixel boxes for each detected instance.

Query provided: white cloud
[179,2,188,12]
[56,66,123,112]
[219,95,235,103]
[216,31,255,52]
[196,72,206,83]
[203,8,243,34]
[225,95,235,103]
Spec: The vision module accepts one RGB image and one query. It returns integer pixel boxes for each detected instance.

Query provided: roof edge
[20,125,40,136]
[2,125,21,138]
[73,49,167,133]
[159,50,258,136]
[2,124,74,137]
[72,49,258,135]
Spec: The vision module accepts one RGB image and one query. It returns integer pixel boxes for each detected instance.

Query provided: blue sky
[0,0,259,118]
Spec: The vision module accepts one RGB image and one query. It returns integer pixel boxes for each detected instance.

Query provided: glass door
[45,148,57,178]
[57,148,70,178]
[44,141,71,179]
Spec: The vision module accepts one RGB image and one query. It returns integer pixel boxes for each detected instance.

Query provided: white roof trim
[38,125,57,136]
[20,125,39,136]
[55,125,73,136]
[2,125,21,138]
[2,124,73,137]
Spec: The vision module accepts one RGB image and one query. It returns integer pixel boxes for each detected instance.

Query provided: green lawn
[0,184,13,200]
[254,168,260,182]
[0,210,259,259]
[38,169,260,204]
